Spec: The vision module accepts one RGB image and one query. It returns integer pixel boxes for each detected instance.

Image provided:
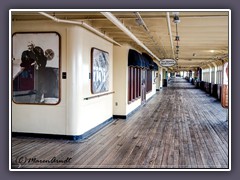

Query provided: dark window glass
[12,32,60,104]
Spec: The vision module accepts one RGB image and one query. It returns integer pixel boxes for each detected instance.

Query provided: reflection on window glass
[91,48,109,94]
[12,32,60,104]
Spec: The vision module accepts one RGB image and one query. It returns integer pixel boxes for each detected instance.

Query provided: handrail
[84,91,114,100]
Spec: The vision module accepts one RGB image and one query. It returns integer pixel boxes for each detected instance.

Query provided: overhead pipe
[134,12,167,58]
[38,12,121,46]
[166,12,175,60]
[134,12,150,32]
[101,12,161,62]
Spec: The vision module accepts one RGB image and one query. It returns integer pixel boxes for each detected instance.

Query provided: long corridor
[11,78,228,169]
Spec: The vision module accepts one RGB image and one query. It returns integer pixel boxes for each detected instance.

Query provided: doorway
[141,69,146,104]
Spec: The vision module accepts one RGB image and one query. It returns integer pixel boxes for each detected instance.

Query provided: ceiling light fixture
[173,14,180,24]
[173,12,180,62]
[135,18,144,26]
[134,12,149,32]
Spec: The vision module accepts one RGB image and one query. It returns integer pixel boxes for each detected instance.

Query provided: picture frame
[91,48,109,94]
[12,32,61,104]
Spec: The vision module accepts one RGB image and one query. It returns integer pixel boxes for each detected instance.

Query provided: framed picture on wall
[91,48,109,94]
[12,32,60,104]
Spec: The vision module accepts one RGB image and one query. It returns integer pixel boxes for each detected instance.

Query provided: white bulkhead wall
[158,67,163,88]
[113,45,157,116]
[12,20,68,135]
[146,71,157,100]
[66,27,113,135]
[113,45,128,116]
[12,20,113,136]
[113,45,141,116]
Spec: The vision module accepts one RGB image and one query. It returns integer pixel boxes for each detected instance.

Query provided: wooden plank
[11,77,229,169]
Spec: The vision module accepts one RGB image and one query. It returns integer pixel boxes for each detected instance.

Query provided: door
[141,69,146,104]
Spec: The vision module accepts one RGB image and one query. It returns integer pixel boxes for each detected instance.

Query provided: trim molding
[113,94,156,120]
[12,117,114,141]
[113,115,127,119]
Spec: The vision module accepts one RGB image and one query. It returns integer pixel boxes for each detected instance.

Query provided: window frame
[91,47,110,94]
[12,31,61,105]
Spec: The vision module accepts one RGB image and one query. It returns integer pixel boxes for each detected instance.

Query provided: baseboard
[113,115,127,119]
[12,117,114,141]
[113,94,156,120]
[113,102,142,120]
[12,132,76,140]
[80,117,113,140]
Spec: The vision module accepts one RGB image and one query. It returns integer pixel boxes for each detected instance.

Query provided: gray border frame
[0,0,239,179]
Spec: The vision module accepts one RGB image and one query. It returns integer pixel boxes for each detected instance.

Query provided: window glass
[91,48,109,94]
[12,32,60,104]
[128,67,152,104]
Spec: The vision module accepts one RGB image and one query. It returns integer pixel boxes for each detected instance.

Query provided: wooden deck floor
[11,78,229,169]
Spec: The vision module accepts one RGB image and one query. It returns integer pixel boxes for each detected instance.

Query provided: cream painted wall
[159,67,163,88]
[113,45,128,116]
[126,99,142,115]
[12,20,68,135]
[66,27,113,135]
[12,20,113,136]
[113,45,157,116]
[146,71,157,100]
[155,69,160,90]
[113,45,143,116]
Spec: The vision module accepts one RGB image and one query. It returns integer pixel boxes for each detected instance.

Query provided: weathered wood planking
[11,78,229,169]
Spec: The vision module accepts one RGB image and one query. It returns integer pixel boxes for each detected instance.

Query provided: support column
[159,67,163,89]
[212,62,217,84]
[207,64,212,83]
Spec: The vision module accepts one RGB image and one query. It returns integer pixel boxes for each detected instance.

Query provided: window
[216,65,223,84]
[211,70,215,84]
[128,67,141,103]
[12,32,60,104]
[146,69,152,93]
[128,67,153,103]
[91,48,109,94]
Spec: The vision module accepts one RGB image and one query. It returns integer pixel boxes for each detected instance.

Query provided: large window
[128,67,152,103]
[128,67,141,102]
[202,69,210,82]
[146,70,152,93]
[211,69,215,84]
[12,32,60,104]
[128,49,154,104]
[216,65,223,84]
